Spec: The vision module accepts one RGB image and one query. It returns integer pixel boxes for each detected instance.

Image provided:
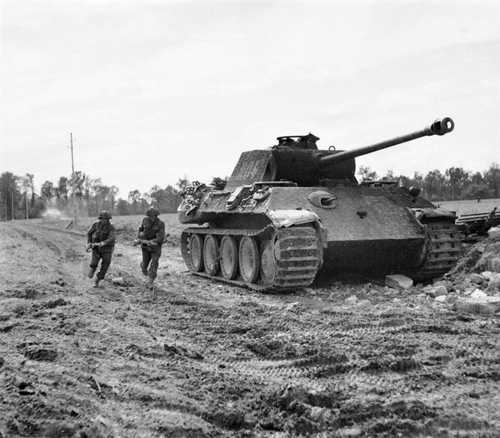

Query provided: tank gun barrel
[319,117,454,168]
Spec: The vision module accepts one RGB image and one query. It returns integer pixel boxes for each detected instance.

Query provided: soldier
[135,207,165,288]
[86,210,116,287]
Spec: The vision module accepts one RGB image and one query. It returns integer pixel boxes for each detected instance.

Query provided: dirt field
[1,217,499,437]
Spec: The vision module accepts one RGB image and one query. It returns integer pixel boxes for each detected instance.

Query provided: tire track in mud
[10,224,63,256]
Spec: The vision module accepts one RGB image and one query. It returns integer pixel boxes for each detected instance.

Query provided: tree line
[1,164,499,221]
[358,163,500,201]
[0,171,189,220]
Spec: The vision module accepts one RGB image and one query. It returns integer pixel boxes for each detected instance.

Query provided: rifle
[86,242,103,252]
[133,239,159,248]
[133,233,170,248]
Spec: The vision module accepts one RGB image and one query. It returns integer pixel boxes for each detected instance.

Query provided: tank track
[413,221,462,280]
[181,225,322,292]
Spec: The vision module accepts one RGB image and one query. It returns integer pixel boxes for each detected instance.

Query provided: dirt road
[1,220,499,437]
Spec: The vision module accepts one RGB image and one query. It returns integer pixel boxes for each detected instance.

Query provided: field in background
[36,213,183,243]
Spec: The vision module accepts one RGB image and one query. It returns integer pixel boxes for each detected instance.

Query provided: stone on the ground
[424,284,448,297]
[111,277,125,286]
[454,287,500,315]
[434,295,447,303]
[487,257,500,273]
[433,280,451,288]
[285,302,301,312]
[337,426,362,437]
[487,273,500,291]
[357,299,371,307]
[470,289,487,300]
[310,406,333,424]
[481,271,495,280]
[454,299,498,315]
[469,273,485,285]
[345,295,358,305]
[488,226,500,238]
[385,274,413,290]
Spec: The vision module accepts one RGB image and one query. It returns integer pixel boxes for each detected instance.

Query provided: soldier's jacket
[87,221,116,248]
[138,217,165,246]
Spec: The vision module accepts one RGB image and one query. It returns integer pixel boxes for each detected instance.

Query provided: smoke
[41,198,90,220]
[42,207,70,220]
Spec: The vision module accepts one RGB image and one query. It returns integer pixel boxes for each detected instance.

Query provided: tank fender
[267,209,327,247]
[414,207,456,223]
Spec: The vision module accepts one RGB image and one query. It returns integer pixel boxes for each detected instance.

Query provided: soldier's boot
[94,278,101,288]
[88,267,96,279]
[140,262,148,276]
[146,277,154,289]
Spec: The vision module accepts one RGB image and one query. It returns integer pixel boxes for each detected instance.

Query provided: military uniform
[137,213,165,283]
[87,215,116,285]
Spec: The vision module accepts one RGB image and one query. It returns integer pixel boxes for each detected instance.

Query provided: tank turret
[227,118,454,187]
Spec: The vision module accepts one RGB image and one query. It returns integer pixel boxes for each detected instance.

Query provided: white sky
[1,0,499,197]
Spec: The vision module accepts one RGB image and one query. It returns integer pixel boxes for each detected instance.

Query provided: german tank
[178,117,461,291]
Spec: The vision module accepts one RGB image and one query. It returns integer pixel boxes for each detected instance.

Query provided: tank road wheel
[239,236,260,283]
[188,234,204,272]
[203,235,220,276]
[260,238,278,286]
[220,236,238,280]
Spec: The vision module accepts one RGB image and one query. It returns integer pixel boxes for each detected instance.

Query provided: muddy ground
[0,219,499,437]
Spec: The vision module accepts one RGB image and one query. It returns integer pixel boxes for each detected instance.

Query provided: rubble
[481,271,495,280]
[470,289,488,300]
[385,274,413,290]
[111,277,126,286]
[424,284,448,297]
[489,226,500,238]
[345,295,358,305]
[469,273,485,285]
[487,257,500,273]
[454,299,497,315]
[487,273,500,290]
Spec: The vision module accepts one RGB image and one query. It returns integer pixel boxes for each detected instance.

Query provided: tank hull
[178,183,461,289]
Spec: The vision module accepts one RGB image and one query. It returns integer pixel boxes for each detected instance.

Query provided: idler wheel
[260,238,278,286]
[239,236,260,283]
[220,236,238,280]
[188,234,204,272]
[203,235,220,276]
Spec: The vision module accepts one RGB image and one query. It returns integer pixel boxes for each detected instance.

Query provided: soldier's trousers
[90,247,113,280]
[141,246,162,280]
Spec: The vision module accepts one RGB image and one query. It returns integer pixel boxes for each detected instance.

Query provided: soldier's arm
[101,226,116,246]
[137,222,144,238]
[87,223,96,244]
[152,222,165,245]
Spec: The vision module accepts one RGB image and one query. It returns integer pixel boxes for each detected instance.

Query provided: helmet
[98,210,112,220]
[146,207,160,217]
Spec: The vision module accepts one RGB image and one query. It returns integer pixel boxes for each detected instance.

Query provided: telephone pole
[70,133,75,175]
[70,133,77,225]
